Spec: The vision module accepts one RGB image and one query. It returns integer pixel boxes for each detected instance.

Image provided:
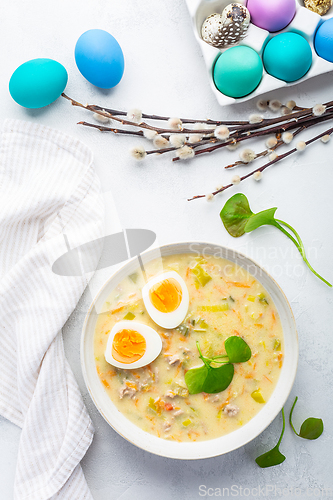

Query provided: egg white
[142,271,189,329]
[105,320,162,369]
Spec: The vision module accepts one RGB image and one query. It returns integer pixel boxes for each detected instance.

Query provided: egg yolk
[112,329,146,364]
[149,278,182,313]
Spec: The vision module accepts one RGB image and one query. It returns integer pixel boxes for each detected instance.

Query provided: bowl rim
[81,241,299,460]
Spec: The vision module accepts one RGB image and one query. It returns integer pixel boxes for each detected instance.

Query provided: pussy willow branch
[62,92,333,153]
[77,121,214,146]
[91,104,249,126]
[62,93,214,135]
[78,119,220,156]
[78,121,145,136]
[78,122,218,154]
[145,138,217,156]
[63,93,333,136]
[227,100,333,133]
[159,122,304,164]
[63,92,333,201]
[173,110,333,161]
[138,110,333,158]
[62,93,249,126]
[188,126,333,201]
[146,112,332,158]
[224,127,306,169]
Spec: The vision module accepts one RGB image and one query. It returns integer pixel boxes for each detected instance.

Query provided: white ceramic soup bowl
[81,242,298,459]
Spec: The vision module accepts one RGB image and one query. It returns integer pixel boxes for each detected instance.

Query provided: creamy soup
[94,253,284,442]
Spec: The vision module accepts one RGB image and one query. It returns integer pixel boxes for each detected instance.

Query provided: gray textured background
[0,1,332,498]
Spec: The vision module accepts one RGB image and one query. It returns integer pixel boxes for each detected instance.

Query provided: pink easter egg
[247,0,296,33]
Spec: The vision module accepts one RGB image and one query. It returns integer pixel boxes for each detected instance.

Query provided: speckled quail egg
[201,3,250,49]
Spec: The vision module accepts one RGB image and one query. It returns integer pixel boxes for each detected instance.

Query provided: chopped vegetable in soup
[94,254,284,442]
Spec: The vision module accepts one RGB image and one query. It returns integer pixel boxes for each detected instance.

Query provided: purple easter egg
[247,0,296,33]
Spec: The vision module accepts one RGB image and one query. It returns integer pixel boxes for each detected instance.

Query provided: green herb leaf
[289,397,324,440]
[256,409,286,468]
[184,364,209,395]
[220,193,332,287]
[202,363,234,394]
[185,338,250,394]
[299,419,324,440]
[244,207,278,232]
[185,363,234,394]
[184,357,234,395]
[220,193,253,237]
[224,336,252,363]
[255,447,286,468]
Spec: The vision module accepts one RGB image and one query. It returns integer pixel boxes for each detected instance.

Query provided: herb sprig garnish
[289,396,324,440]
[220,193,332,287]
[256,409,286,468]
[255,398,324,468]
[185,336,251,394]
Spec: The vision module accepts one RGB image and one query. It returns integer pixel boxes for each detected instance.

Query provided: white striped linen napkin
[0,119,105,499]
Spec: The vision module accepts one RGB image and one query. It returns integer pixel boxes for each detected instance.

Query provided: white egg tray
[185,0,333,105]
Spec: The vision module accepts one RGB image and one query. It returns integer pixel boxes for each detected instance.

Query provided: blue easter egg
[75,29,124,88]
[315,18,333,63]
[9,59,68,109]
[263,33,312,83]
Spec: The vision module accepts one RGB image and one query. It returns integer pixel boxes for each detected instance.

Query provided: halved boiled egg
[105,320,162,369]
[142,271,189,329]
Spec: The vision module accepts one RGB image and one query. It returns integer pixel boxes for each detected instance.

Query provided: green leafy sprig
[220,193,331,288]
[185,336,251,395]
[256,398,324,468]
[289,396,324,440]
[255,409,286,468]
